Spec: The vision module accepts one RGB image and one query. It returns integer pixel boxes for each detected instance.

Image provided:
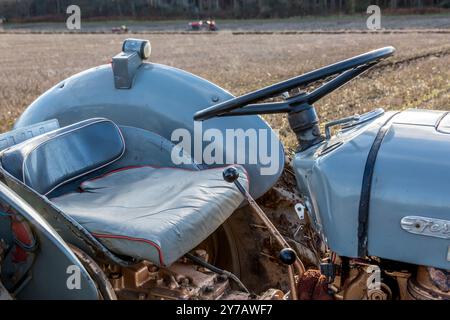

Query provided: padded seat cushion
[1,118,125,195]
[50,165,248,266]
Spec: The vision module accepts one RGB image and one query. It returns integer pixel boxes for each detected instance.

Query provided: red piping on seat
[92,232,165,266]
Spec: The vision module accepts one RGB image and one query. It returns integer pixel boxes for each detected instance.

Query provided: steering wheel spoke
[193,46,395,121]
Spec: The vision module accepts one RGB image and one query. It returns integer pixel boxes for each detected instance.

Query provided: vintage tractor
[0,39,448,300]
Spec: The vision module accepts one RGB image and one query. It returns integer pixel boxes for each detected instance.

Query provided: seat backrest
[0,118,125,195]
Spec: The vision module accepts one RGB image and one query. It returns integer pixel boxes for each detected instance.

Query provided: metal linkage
[185,253,250,294]
[223,167,306,299]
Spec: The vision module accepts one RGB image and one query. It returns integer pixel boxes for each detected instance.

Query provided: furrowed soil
[0,32,449,150]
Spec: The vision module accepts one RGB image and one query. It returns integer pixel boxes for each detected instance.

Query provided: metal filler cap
[122,38,152,60]
[112,39,151,89]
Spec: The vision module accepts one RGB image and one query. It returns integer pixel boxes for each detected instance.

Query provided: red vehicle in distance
[188,19,217,31]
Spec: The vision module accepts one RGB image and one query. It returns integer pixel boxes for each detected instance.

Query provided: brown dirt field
[0,33,449,150]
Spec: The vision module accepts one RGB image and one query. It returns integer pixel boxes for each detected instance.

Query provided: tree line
[1,0,449,21]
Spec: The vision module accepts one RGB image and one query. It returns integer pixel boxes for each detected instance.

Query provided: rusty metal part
[287,238,320,267]
[407,266,450,300]
[228,165,321,293]
[193,222,242,280]
[105,256,283,300]
[251,185,320,269]
[313,273,334,300]
[367,283,391,300]
[259,288,285,300]
[248,197,304,297]
[288,266,298,300]
[428,267,450,292]
[221,289,283,300]
[69,244,117,300]
[384,270,411,300]
[169,262,229,299]
[122,261,156,289]
[297,269,321,300]
[297,269,333,300]
[232,175,306,279]
[335,263,397,300]
[245,192,305,280]
[194,249,209,262]
[185,252,250,294]
[340,266,371,300]
[226,167,306,277]
[110,260,229,300]
[96,223,265,300]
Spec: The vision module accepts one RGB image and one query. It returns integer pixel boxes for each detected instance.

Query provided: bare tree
[0,0,447,21]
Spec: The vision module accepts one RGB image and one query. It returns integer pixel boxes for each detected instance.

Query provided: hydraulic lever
[223,167,306,299]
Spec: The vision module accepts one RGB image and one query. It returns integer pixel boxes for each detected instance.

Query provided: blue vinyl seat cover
[0,118,125,195]
[51,165,248,266]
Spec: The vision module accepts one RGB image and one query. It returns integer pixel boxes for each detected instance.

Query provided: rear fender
[15,63,285,199]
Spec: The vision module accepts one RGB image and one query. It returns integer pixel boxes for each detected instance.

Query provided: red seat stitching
[92,232,165,266]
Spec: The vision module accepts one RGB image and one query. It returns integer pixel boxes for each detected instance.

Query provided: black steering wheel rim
[194,46,395,121]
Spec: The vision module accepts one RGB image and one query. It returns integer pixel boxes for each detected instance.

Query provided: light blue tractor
[0,39,448,300]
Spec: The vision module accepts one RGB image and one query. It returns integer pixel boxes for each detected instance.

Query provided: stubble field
[1,32,449,150]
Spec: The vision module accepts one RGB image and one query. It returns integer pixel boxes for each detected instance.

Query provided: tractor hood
[295,109,450,270]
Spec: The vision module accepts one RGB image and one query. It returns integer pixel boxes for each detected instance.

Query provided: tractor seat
[51,165,247,266]
[0,118,248,266]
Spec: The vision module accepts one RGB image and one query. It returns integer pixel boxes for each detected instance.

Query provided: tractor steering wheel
[194,47,395,121]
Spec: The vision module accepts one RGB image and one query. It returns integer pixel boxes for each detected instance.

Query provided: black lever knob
[279,248,297,265]
[223,167,240,183]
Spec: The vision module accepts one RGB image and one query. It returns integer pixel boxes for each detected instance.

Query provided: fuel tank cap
[122,38,152,60]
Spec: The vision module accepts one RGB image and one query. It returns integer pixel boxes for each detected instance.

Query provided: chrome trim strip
[401,216,450,239]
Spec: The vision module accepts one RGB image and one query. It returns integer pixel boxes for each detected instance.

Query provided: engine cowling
[294,109,450,270]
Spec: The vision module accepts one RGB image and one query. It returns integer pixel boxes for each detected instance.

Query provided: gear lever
[223,167,306,299]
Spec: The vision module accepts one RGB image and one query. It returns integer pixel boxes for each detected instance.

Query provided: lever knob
[279,248,297,265]
[223,167,240,183]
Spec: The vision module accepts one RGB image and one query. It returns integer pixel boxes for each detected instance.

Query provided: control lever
[324,115,360,140]
[223,167,306,299]
[279,248,299,300]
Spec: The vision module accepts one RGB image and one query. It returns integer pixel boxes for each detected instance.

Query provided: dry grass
[1,33,449,149]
